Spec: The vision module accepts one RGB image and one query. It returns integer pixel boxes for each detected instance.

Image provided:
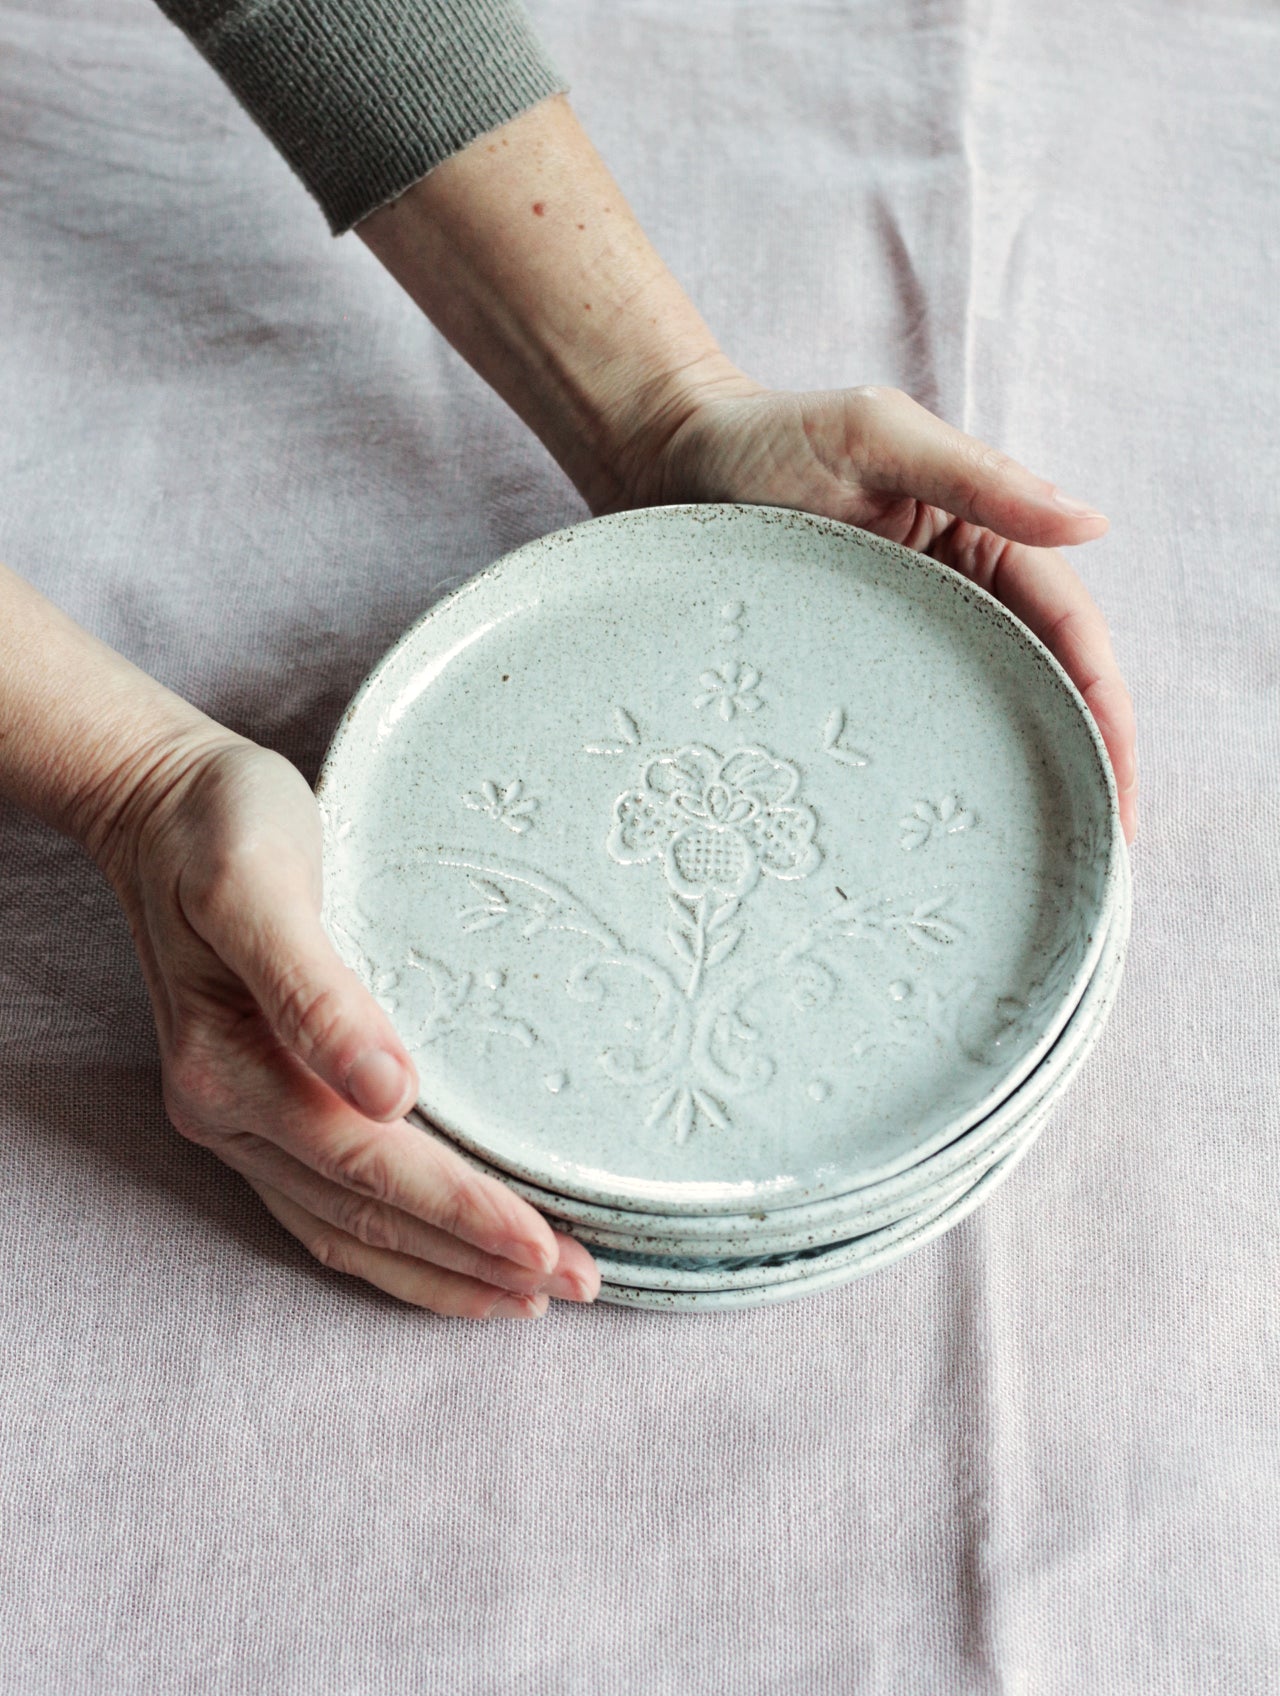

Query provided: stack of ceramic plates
[318,506,1128,1311]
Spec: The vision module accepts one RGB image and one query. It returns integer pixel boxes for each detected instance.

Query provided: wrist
[79,715,248,896]
[357,97,758,514]
[0,560,244,886]
[589,355,763,515]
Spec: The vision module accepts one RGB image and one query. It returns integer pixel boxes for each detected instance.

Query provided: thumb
[188,849,419,1122]
[851,387,1109,548]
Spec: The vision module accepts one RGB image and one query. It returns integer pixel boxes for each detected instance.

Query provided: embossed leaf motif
[822,707,870,768]
[583,705,642,756]
[456,875,562,940]
[819,890,962,949]
[903,897,962,947]
[662,890,744,996]
[462,778,539,834]
[457,876,511,932]
[646,1084,731,1146]
[900,794,976,851]
[405,951,536,1048]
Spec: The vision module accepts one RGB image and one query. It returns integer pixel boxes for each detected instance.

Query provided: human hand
[358,100,1136,844]
[616,380,1137,843]
[103,735,599,1317]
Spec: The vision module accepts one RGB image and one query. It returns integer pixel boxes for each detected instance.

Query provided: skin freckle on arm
[532,201,546,216]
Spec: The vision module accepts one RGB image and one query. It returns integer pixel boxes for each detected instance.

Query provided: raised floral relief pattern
[462,777,539,834]
[693,661,764,721]
[607,745,820,902]
[322,595,1103,1147]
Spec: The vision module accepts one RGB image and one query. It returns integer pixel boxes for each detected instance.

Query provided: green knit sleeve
[152,0,567,234]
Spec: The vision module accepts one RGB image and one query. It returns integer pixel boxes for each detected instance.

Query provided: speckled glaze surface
[589,852,1130,1303]
[579,864,1129,1285]
[319,505,1122,1213]
[591,1165,990,1290]
[415,847,1129,1256]
[594,1130,1041,1312]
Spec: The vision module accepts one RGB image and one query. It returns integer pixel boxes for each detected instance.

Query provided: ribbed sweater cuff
[158,0,566,234]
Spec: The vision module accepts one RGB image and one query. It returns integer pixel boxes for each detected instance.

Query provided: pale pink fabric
[1,2,1277,1690]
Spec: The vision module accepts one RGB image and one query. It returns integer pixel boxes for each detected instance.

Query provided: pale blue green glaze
[318,506,1122,1216]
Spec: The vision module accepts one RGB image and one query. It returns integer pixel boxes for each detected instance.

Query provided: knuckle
[321,1134,396,1204]
[858,384,917,425]
[955,525,1013,596]
[162,1087,211,1147]
[181,834,271,925]
[951,440,1015,510]
[966,438,1013,478]
[270,969,346,1058]
[843,385,915,468]
[333,1191,399,1252]
[304,1226,360,1278]
[427,1174,472,1242]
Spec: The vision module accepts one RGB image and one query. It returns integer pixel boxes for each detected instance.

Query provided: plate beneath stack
[414,848,1129,1261]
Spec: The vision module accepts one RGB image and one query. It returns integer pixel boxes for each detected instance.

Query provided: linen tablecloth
[2,2,1277,1689]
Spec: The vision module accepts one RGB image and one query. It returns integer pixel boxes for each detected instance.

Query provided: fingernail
[489,1293,548,1320]
[1050,490,1107,521]
[541,1267,599,1303]
[497,1235,558,1275]
[346,1049,413,1119]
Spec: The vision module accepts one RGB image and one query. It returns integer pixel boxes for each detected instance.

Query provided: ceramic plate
[590,1165,991,1290]
[413,845,1128,1254]
[320,506,1121,1213]
[594,1132,1039,1311]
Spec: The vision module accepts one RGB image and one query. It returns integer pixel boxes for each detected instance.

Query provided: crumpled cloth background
[2,2,1277,1691]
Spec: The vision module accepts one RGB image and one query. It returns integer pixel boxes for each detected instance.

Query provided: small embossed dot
[889,980,912,1001]
[544,1071,568,1094]
[806,1080,832,1102]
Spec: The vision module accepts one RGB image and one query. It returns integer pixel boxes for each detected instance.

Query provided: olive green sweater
[153,0,565,234]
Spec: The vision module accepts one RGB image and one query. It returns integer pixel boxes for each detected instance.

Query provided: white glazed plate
[590,1164,997,1290]
[320,507,1121,1214]
[594,1131,1040,1311]
[411,846,1130,1256]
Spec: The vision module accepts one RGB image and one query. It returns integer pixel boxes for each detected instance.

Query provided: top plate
[318,506,1120,1213]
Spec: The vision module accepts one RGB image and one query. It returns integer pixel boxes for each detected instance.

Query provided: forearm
[0,562,231,871]
[357,95,751,512]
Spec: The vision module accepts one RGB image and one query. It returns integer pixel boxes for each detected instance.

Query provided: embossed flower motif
[608,745,820,900]
[462,777,538,834]
[694,661,764,721]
